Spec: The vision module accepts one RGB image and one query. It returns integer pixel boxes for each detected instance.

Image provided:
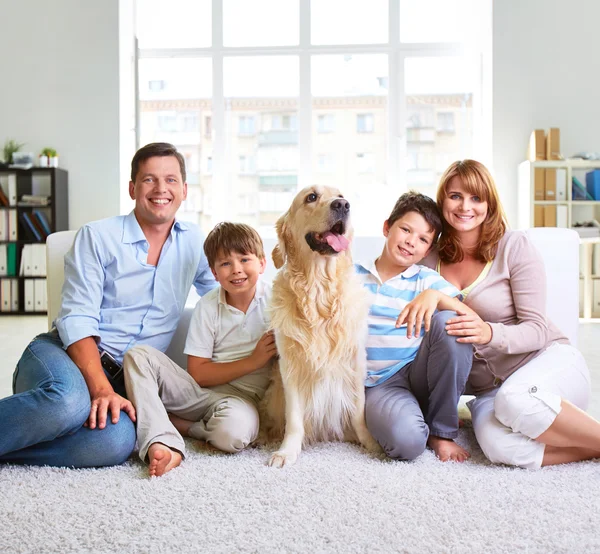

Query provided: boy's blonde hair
[204,222,265,268]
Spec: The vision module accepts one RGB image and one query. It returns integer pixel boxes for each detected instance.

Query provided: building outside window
[317,114,335,133]
[356,113,374,133]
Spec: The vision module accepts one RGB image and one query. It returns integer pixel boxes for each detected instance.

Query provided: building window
[357,152,375,173]
[356,113,374,133]
[317,114,335,133]
[205,156,213,174]
[238,116,256,136]
[317,153,334,173]
[204,115,212,138]
[148,79,166,92]
[437,111,455,133]
[239,155,256,174]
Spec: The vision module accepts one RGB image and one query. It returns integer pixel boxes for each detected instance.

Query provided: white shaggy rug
[1,427,599,554]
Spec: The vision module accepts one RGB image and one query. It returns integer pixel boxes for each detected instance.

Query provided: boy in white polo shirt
[355,192,476,463]
[123,222,276,477]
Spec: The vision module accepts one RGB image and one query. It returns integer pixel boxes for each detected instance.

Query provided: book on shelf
[20,212,44,241]
[32,209,51,236]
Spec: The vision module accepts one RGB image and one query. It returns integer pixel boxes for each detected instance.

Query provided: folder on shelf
[534,205,544,227]
[556,205,568,228]
[0,211,6,241]
[543,205,557,227]
[6,243,16,276]
[0,244,6,276]
[34,279,47,312]
[24,279,35,312]
[32,243,46,276]
[10,279,18,311]
[0,279,11,312]
[7,209,17,240]
[556,168,567,201]
[19,244,33,276]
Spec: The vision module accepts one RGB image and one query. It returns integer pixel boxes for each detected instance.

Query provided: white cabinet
[517,160,600,230]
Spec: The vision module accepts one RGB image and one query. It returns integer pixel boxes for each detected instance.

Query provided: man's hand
[87,389,136,429]
[250,331,278,369]
[445,313,492,345]
[396,289,441,338]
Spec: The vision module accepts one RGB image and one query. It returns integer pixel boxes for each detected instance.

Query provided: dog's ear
[272,211,289,269]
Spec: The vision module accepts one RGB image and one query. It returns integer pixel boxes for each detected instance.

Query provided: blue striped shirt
[355,259,460,387]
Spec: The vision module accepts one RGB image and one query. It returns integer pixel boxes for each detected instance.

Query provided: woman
[402,159,600,468]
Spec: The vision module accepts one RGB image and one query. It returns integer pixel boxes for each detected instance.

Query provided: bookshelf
[518,159,600,229]
[0,167,68,315]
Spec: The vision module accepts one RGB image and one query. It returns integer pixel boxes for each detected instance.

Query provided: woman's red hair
[436,160,508,263]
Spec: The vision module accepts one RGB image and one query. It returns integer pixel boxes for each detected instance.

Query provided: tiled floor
[1,316,599,419]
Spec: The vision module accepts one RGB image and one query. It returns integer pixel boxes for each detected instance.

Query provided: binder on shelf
[556,205,568,228]
[32,210,52,236]
[34,279,47,312]
[32,244,46,276]
[0,279,11,312]
[556,168,567,201]
[7,209,17,240]
[10,279,18,311]
[19,244,33,276]
[6,243,16,275]
[543,205,556,227]
[544,169,556,200]
[534,168,545,201]
[0,244,6,276]
[586,169,600,200]
[7,174,17,206]
[0,211,6,241]
[534,205,544,227]
[24,279,35,312]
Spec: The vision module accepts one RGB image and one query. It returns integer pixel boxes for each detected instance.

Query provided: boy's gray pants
[365,310,473,460]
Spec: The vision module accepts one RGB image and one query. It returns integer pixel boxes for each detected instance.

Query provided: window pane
[312,0,388,45]
[400,0,483,43]
[224,0,299,46]
[222,57,299,235]
[138,58,212,225]
[312,54,391,236]
[136,0,211,49]
[404,57,476,197]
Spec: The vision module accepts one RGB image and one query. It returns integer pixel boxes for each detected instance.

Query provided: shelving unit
[0,167,68,315]
[518,159,600,229]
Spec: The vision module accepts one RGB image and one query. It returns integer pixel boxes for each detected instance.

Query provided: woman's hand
[445,313,492,344]
[396,289,441,338]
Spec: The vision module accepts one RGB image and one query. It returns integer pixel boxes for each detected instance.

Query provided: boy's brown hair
[386,191,443,242]
[130,142,186,183]
[204,222,265,268]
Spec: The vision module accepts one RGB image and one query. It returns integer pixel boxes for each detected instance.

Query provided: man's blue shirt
[55,211,217,362]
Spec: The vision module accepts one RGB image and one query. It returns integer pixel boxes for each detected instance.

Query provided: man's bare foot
[428,436,470,462]
[147,443,183,477]
[168,413,194,436]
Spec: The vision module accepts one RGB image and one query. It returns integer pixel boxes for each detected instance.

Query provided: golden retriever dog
[260,185,380,468]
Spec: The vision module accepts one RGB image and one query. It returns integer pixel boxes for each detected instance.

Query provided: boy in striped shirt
[355,192,475,462]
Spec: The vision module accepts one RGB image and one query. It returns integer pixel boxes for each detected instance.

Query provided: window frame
[136,0,492,229]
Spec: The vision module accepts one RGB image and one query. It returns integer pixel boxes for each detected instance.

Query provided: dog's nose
[331,199,350,214]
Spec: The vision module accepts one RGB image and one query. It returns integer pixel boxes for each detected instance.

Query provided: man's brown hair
[130,142,186,183]
[204,222,265,269]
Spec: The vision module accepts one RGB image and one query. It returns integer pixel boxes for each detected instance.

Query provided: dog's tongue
[323,232,350,252]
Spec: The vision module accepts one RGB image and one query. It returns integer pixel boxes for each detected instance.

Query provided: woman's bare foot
[147,443,183,477]
[428,436,470,462]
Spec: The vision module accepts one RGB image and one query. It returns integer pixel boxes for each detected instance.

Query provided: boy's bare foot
[147,443,183,477]
[168,413,193,436]
[428,436,470,462]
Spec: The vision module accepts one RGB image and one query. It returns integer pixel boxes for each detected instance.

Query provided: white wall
[493,0,600,226]
[0,0,135,230]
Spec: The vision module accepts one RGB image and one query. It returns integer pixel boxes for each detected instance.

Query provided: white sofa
[46,228,580,369]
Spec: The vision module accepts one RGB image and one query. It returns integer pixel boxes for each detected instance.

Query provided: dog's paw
[361,435,383,454]
[267,450,298,468]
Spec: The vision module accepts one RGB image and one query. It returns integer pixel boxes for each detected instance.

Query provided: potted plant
[2,139,25,167]
[39,147,57,168]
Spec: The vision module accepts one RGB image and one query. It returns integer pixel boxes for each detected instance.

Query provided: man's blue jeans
[0,331,136,468]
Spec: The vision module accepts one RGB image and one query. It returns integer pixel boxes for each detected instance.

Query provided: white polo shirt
[184,279,272,399]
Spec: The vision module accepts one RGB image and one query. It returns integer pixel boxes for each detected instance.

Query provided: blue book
[32,209,51,236]
[572,176,594,201]
[21,212,43,241]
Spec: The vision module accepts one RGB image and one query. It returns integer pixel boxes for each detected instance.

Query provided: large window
[136,0,491,236]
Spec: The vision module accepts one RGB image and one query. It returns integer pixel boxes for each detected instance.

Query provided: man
[0,143,216,468]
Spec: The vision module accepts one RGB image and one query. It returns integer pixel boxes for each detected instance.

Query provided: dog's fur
[260,185,380,468]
